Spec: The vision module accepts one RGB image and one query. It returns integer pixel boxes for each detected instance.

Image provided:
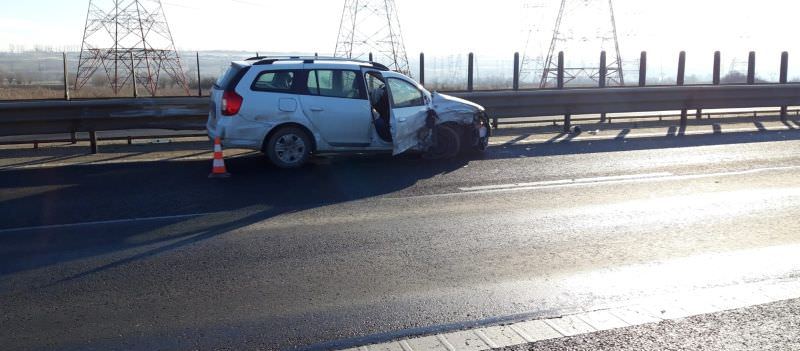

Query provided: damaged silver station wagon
[207,57,491,168]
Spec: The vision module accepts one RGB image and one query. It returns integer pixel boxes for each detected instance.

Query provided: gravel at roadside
[504,298,800,351]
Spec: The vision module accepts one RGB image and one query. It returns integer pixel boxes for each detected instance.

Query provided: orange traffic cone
[209,137,230,178]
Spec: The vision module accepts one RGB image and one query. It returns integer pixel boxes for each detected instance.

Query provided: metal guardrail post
[89,130,98,154]
[780,51,789,121]
[513,52,520,91]
[131,52,138,98]
[557,51,565,89]
[467,53,474,92]
[639,51,647,87]
[558,52,570,132]
[599,51,607,122]
[419,52,425,86]
[677,51,686,86]
[63,52,70,101]
[678,51,687,126]
[713,51,721,85]
[599,51,607,88]
[780,52,789,83]
[747,51,756,84]
[196,52,202,97]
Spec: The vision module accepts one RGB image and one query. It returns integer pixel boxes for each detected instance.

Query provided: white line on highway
[453,165,800,195]
[0,212,222,234]
[458,172,673,192]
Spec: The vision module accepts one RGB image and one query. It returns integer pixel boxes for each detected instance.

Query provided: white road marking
[453,165,800,196]
[473,330,499,349]
[508,324,535,343]
[0,212,222,234]
[436,334,457,351]
[458,172,673,192]
[399,340,414,351]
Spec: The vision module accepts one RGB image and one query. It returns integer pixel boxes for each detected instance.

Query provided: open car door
[387,77,429,155]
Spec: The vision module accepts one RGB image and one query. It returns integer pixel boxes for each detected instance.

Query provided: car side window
[387,78,424,108]
[306,70,365,99]
[251,70,299,92]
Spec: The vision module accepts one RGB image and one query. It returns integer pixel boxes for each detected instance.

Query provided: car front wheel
[265,127,312,168]
[423,124,461,160]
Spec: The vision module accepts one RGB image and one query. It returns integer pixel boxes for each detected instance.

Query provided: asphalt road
[2,129,800,350]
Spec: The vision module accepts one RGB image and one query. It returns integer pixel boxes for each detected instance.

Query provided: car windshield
[2,1,800,351]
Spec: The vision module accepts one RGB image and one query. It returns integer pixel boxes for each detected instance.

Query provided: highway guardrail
[1,84,800,152]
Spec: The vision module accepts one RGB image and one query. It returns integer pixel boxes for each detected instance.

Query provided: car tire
[265,127,312,168]
[458,129,484,156]
[423,124,461,160]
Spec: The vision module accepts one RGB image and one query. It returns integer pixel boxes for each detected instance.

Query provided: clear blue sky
[2,0,800,77]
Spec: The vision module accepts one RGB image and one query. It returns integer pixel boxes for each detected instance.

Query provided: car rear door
[237,68,303,126]
[299,69,372,147]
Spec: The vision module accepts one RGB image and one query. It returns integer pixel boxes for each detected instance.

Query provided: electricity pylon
[334,0,411,76]
[75,0,189,96]
[522,0,625,88]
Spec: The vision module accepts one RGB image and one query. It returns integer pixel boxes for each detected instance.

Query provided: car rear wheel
[423,124,461,160]
[266,127,312,168]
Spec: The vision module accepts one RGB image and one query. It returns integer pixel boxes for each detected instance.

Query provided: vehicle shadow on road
[3,124,799,282]
[0,153,468,281]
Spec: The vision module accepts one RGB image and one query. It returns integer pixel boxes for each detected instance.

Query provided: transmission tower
[530,0,625,88]
[519,0,548,84]
[75,0,189,96]
[334,0,411,76]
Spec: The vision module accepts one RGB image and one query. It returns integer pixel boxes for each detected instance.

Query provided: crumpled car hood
[431,92,484,117]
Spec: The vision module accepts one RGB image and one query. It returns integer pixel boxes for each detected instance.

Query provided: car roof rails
[248,56,390,71]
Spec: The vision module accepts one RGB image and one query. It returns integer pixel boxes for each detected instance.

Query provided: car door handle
[398,118,407,122]
[310,107,324,112]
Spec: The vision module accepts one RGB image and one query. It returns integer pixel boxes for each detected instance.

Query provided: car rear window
[214,63,249,90]
[251,70,301,92]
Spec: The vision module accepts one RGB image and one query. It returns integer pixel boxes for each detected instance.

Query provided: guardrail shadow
[490,113,798,139]
[488,118,800,159]
[0,153,469,283]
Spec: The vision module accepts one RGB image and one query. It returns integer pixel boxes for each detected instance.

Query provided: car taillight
[221,90,243,116]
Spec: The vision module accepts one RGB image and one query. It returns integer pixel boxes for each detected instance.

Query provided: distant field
[0,81,510,100]
[0,85,204,100]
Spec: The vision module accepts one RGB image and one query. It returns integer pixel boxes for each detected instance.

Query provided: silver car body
[207,59,488,156]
